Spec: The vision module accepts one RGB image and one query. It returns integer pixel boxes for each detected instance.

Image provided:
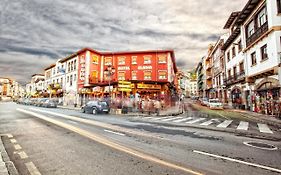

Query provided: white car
[200,98,209,106]
[208,99,223,110]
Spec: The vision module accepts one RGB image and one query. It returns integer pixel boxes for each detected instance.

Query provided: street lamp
[104,65,115,104]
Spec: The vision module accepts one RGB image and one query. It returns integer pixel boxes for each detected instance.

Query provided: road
[0,102,281,175]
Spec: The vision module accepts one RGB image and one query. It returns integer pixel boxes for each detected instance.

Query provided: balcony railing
[246,22,268,47]
[223,71,245,86]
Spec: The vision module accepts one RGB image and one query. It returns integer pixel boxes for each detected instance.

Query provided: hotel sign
[138,66,152,70]
[118,66,130,71]
[137,84,161,90]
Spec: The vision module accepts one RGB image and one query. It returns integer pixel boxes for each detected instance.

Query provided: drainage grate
[243,141,278,151]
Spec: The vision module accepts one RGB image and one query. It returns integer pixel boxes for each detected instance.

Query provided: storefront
[231,87,242,109]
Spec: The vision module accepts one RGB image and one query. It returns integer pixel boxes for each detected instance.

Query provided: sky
[0,0,248,84]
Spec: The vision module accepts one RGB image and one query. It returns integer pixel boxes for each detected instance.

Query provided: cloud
[0,0,248,83]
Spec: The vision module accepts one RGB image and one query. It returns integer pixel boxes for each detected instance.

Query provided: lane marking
[216,120,233,128]
[10,139,17,143]
[257,123,273,134]
[67,120,78,125]
[14,144,22,150]
[237,121,249,130]
[193,150,281,173]
[151,116,171,120]
[104,129,125,136]
[7,134,13,138]
[200,119,220,126]
[18,151,28,159]
[25,162,42,175]
[173,117,193,123]
[186,118,206,124]
[161,116,183,122]
[18,108,203,175]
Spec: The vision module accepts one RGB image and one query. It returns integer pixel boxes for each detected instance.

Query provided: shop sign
[138,66,152,70]
[118,66,130,71]
[118,84,131,88]
[118,80,131,85]
[118,88,132,92]
[92,86,101,92]
[137,84,161,90]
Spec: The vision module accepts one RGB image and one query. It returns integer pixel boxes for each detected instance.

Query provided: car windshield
[98,101,108,106]
[210,99,220,103]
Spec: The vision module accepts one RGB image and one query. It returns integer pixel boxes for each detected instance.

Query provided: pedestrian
[154,100,161,116]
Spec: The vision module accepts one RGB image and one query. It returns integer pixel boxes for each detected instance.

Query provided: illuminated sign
[118,66,130,71]
[137,84,161,90]
[138,66,152,70]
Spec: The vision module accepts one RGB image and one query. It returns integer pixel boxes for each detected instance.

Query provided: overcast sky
[0,0,248,84]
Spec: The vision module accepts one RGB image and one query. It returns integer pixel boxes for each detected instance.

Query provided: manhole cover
[243,141,278,150]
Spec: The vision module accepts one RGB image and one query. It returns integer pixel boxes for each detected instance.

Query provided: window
[238,40,242,52]
[233,66,237,78]
[158,71,167,80]
[131,56,137,64]
[92,55,99,64]
[70,75,73,86]
[232,46,236,58]
[278,0,281,14]
[158,54,167,63]
[118,71,125,80]
[67,76,69,83]
[227,51,230,62]
[68,62,70,72]
[228,69,231,78]
[143,56,151,64]
[74,60,76,70]
[104,57,112,66]
[251,52,257,66]
[144,71,152,80]
[239,61,244,73]
[73,74,76,81]
[118,57,126,65]
[260,44,268,61]
[91,71,98,82]
[246,20,255,38]
[257,7,267,28]
[132,71,137,80]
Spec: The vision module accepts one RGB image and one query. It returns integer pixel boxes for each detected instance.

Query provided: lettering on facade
[138,66,152,70]
[80,57,86,81]
[137,83,161,90]
[118,66,130,71]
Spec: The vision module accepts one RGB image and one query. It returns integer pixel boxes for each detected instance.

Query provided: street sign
[118,88,131,92]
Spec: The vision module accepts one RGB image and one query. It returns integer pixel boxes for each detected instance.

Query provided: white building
[221,0,281,115]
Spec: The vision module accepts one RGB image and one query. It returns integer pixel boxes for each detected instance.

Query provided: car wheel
[92,108,97,115]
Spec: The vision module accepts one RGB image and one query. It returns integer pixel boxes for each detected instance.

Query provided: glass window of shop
[158,71,167,80]
[143,56,151,64]
[144,71,152,80]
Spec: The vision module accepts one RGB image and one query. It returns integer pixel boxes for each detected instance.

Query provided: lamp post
[104,65,115,105]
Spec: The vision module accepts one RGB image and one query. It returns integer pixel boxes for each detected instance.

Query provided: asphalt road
[0,102,281,175]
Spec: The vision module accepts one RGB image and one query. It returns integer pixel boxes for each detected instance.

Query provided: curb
[0,136,19,175]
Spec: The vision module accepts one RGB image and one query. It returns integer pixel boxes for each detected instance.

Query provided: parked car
[81,100,110,114]
[42,99,57,108]
[200,98,209,106]
[209,99,223,110]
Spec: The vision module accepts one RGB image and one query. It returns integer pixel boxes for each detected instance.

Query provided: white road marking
[7,134,13,138]
[151,116,171,120]
[18,151,28,159]
[173,117,193,123]
[25,162,42,175]
[142,117,154,119]
[161,116,183,122]
[67,120,78,125]
[257,123,273,134]
[216,120,233,128]
[186,118,206,124]
[237,121,249,130]
[200,119,220,126]
[14,144,22,150]
[104,129,125,136]
[10,139,17,143]
[193,150,281,173]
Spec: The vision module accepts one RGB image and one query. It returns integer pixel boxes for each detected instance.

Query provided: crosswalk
[134,116,275,134]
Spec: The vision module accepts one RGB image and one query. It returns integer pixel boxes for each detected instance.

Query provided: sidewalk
[0,136,18,175]
[227,108,281,127]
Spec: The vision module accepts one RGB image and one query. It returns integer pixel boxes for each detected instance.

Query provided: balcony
[246,22,268,47]
[224,71,245,86]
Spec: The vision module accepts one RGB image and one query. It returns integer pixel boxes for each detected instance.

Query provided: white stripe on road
[200,119,220,126]
[14,144,22,150]
[186,118,206,124]
[173,117,193,123]
[104,129,125,136]
[216,120,233,128]
[10,139,17,143]
[161,116,183,122]
[25,162,42,175]
[237,121,249,130]
[67,120,78,125]
[257,123,273,134]
[142,117,155,120]
[7,134,13,138]
[193,150,281,173]
[18,151,28,159]
[151,116,171,120]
